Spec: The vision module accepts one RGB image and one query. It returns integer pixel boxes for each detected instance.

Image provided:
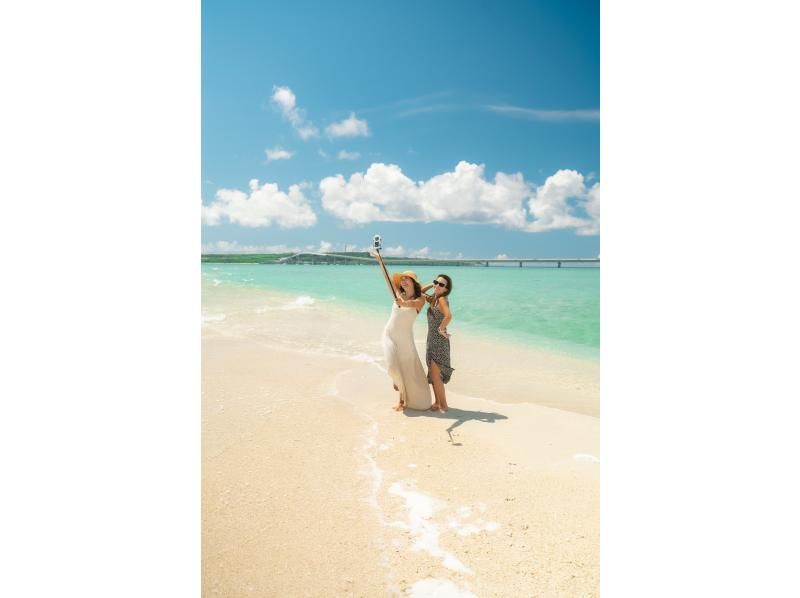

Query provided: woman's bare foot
[393,401,404,412]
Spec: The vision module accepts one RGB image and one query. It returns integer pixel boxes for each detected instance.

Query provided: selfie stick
[373,235,397,299]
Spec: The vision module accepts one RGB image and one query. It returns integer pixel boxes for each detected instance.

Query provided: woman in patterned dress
[421,274,454,413]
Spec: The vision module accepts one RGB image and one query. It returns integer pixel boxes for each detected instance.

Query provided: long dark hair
[436,274,453,298]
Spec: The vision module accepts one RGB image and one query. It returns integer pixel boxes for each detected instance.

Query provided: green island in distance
[200,252,471,266]
[201,252,599,268]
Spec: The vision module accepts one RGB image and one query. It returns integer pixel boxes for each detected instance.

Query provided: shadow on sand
[403,407,508,446]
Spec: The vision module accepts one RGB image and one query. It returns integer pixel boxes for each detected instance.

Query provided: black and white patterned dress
[426,300,454,384]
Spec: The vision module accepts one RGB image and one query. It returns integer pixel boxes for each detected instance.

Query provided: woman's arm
[370,250,398,298]
[437,297,452,333]
[420,283,435,304]
[395,295,426,310]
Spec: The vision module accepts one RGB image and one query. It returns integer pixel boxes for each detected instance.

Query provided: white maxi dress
[382,303,432,410]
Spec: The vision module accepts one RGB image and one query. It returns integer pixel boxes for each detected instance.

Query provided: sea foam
[254,295,317,313]
[447,517,500,536]
[290,295,315,307]
[573,453,600,463]
[407,578,477,598]
[202,313,226,323]
[388,482,472,574]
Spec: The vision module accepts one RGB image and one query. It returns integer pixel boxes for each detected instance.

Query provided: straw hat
[392,270,419,288]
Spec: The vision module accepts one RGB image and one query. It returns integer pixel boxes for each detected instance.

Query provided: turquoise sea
[202,263,599,360]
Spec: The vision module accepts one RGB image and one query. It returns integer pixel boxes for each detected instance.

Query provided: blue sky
[202,0,599,258]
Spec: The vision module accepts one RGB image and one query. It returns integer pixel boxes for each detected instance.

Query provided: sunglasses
[432,280,448,288]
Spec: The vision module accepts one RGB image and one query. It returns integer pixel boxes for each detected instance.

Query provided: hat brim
[392,271,418,288]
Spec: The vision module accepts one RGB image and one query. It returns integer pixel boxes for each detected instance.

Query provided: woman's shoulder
[429,296,448,310]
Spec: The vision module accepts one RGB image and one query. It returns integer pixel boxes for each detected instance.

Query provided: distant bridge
[276,252,599,268]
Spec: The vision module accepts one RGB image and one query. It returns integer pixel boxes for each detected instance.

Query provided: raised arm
[395,294,426,311]
[420,282,435,303]
[370,250,398,299]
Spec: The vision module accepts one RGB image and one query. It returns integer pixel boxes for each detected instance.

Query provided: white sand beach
[202,282,599,597]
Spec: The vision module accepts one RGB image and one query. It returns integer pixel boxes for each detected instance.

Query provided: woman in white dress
[371,252,432,411]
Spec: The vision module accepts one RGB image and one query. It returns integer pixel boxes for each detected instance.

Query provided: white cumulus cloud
[579,182,600,236]
[326,112,369,138]
[319,161,528,228]
[296,125,318,141]
[319,162,599,235]
[271,86,298,118]
[265,146,294,161]
[526,170,599,235]
[337,150,360,160]
[270,86,319,140]
[202,178,317,228]
[381,245,405,257]
[380,245,431,258]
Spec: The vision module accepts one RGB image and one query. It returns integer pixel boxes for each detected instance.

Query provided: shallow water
[202,263,599,360]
